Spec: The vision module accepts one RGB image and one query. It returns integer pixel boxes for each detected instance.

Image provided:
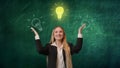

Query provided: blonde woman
[31,24,86,68]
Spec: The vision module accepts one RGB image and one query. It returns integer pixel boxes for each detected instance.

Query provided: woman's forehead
[54,27,63,31]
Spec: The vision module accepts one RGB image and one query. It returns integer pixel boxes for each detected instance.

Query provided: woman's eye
[60,31,63,33]
[54,30,63,33]
[55,31,58,33]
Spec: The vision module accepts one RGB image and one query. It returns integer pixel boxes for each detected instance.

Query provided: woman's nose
[57,33,61,35]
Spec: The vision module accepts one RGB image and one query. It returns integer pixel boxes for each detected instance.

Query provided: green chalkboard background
[0,0,120,68]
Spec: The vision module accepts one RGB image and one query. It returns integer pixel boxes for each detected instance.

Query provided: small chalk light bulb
[56,6,64,20]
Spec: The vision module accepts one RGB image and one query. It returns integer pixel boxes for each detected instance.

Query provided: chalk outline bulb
[31,18,42,31]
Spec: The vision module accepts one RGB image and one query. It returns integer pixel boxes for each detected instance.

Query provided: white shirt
[51,42,65,68]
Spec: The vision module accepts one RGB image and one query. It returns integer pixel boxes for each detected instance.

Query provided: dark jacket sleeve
[69,38,83,55]
[35,39,49,55]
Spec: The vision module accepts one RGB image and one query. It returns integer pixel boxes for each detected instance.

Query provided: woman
[31,24,86,68]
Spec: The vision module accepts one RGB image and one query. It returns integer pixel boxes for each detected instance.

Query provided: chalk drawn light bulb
[56,6,64,20]
[31,18,42,31]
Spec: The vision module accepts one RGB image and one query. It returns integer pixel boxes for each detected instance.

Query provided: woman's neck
[55,40,62,47]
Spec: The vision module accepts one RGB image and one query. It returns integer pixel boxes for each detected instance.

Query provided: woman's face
[53,27,64,41]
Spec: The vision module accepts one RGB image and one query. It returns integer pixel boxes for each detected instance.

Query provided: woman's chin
[56,38,62,41]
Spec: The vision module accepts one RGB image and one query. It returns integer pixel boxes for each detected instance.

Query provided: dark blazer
[35,38,83,68]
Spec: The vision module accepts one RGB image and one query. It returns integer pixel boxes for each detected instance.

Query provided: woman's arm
[70,24,86,54]
[70,38,83,55]
[31,27,49,55]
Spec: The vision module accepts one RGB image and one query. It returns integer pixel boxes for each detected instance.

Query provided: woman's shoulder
[68,42,73,47]
[45,43,51,46]
[45,43,54,46]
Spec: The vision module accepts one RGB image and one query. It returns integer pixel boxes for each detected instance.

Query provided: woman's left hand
[78,23,86,34]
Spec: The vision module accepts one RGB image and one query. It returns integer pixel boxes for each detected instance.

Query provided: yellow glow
[56,6,64,20]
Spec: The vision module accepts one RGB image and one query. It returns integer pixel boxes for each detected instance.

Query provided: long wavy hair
[49,26,72,68]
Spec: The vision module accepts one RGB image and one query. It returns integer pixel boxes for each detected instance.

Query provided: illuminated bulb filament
[56,6,64,20]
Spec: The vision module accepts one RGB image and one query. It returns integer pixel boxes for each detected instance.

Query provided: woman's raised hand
[78,23,86,34]
[30,27,39,36]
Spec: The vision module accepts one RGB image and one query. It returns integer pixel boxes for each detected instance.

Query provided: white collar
[51,42,63,49]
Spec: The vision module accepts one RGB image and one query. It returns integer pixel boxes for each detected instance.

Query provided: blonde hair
[50,26,73,68]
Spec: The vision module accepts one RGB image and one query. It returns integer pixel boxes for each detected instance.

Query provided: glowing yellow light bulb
[56,6,64,20]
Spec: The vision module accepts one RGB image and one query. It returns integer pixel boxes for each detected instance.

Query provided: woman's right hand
[30,27,39,36]
[78,23,86,34]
